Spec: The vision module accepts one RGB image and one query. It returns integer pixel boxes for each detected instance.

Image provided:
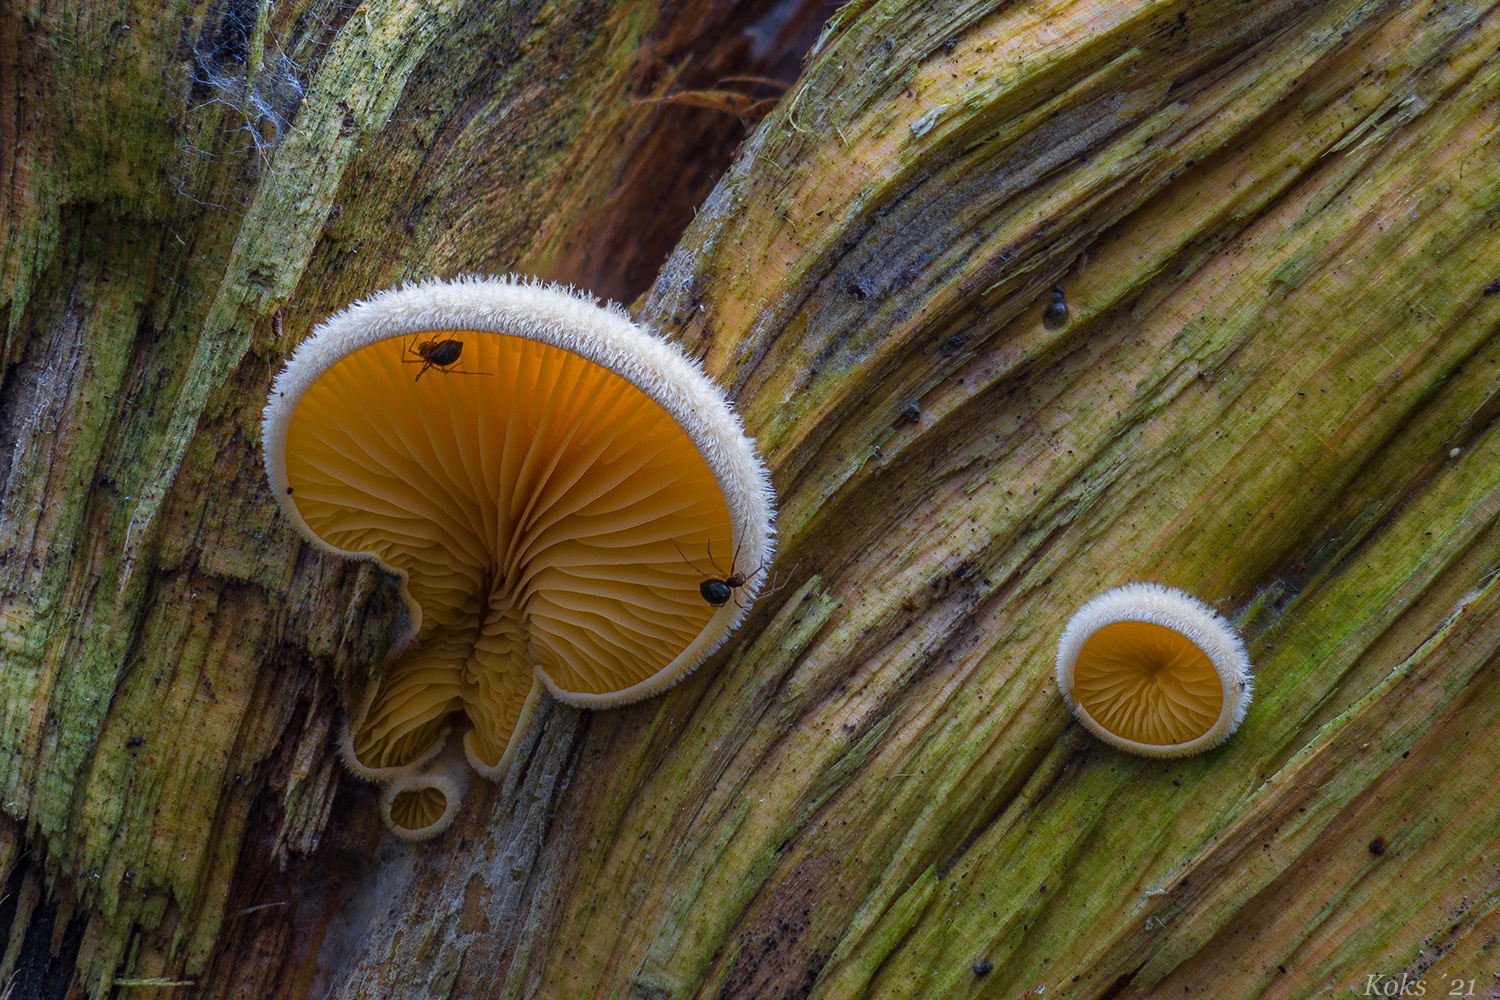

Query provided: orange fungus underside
[1070,620,1224,746]
[282,331,734,770]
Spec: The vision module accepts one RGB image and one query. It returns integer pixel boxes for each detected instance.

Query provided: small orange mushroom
[381,744,469,841]
[1055,583,1253,758]
[262,277,776,838]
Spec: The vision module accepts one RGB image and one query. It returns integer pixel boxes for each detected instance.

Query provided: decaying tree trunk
[2,0,1498,996]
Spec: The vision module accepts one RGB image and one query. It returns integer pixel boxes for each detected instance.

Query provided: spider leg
[725,535,745,579]
[672,539,716,577]
[761,562,799,599]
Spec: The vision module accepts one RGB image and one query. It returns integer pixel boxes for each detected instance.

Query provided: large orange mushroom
[263,277,776,838]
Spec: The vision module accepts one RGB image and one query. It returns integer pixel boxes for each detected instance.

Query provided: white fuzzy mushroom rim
[1055,582,1253,759]
[379,741,470,842]
[262,276,777,829]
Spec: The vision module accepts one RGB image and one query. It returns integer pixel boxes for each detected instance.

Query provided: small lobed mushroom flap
[264,277,777,838]
[1055,583,1253,759]
[380,741,470,842]
[342,633,467,780]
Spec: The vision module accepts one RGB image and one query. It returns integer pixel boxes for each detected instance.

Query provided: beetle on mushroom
[263,276,777,840]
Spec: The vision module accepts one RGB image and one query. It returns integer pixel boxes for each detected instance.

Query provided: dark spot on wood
[972,959,992,977]
[203,0,257,68]
[1368,837,1386,855]
[1043,285,1068,328]
[126,736,145,749]
[403,193,433,233]
[1098,967,1140,999]
[940,332,968,356]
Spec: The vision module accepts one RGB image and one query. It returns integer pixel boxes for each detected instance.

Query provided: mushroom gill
[263,277,776,837]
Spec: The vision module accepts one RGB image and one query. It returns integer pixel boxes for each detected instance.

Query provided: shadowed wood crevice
[539,0,843,301]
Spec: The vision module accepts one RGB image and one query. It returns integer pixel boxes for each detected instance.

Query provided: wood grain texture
[522,0,1500,996]
[1,0,1497,995]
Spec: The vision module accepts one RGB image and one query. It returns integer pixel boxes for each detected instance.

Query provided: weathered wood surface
[2,0,1499,996]
[0,0,823,992]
